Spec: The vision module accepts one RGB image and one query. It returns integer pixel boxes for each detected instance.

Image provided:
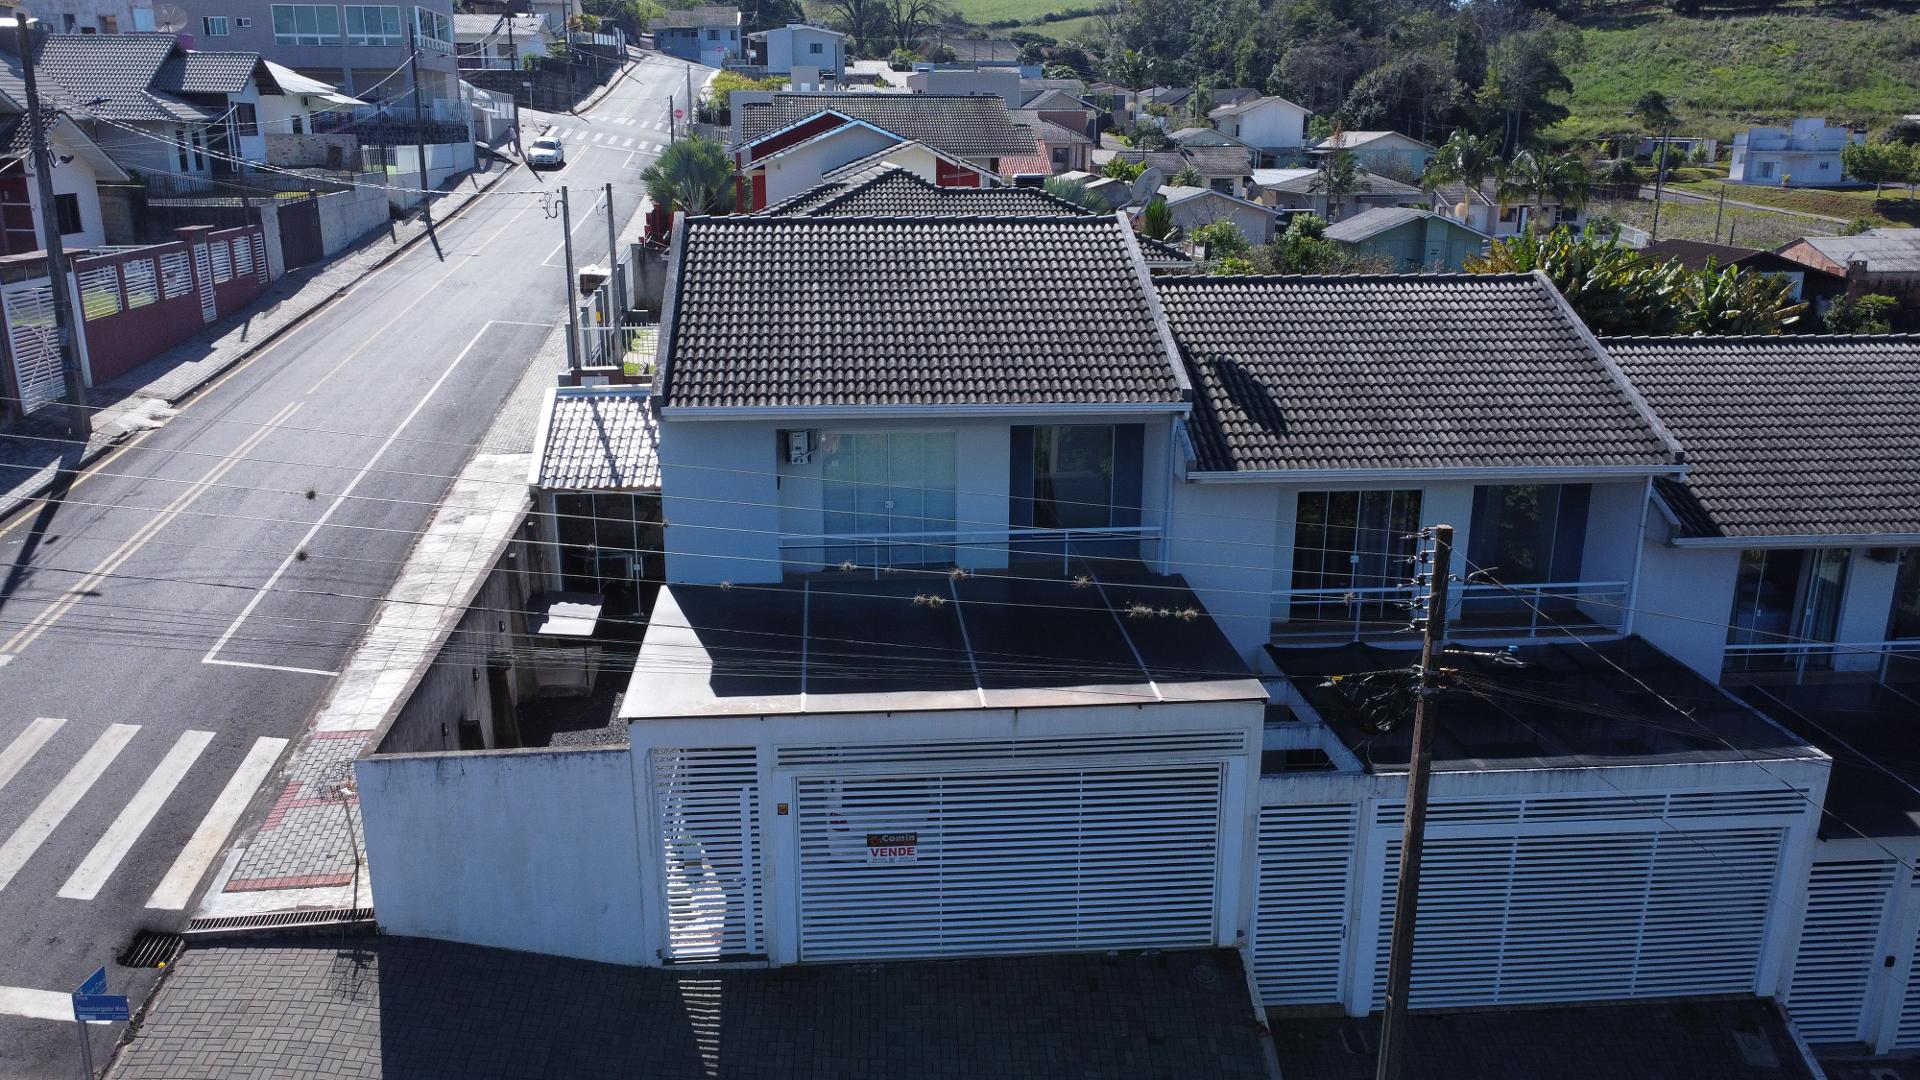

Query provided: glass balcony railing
[1271,579,1631,642]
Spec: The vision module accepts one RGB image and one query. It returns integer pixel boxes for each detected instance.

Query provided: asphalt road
[0,52,701,1079]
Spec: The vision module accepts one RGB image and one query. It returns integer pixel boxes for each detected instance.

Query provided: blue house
[648,5,740,65]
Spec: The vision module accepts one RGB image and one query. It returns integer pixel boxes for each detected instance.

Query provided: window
[53,193,82,235]
[203,14,230,34]
[232,102,257,138]
[1726,548,1850,673]
[412,6,452,52]
[555,492,653,598]
[705,27,718,39]
[343,4,402,44]
[132,8,155,29]
[100,15,117,31]
[271,4,342,45]
[1818,160,1831,171]
[1759,161,1776,179]
[819,432,956,568]
[808,40,823,54]
[1465,484,1591,586]
[1890,548,1920,641]
[1287,489,1422,632]
[1031,425,1113,529]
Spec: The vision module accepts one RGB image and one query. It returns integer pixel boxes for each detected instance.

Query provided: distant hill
[1563,4,1920,141]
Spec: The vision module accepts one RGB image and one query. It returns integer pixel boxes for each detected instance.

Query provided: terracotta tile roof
[1155,273,1680,474]
[660,215,1186,409]
[1607,335,1920,539]
[736,94,1036,156]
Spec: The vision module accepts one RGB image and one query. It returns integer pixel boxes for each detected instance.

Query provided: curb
[0,161,516,530]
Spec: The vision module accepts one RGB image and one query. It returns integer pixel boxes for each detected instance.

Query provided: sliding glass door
[820,432,957,568]
[1725,548,1851,673]
[1285,489,1422,634]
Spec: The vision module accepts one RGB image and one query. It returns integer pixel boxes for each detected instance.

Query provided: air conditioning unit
[235,17,252,27]
[780,428,816,465]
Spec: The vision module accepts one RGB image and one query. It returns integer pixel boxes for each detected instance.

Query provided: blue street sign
[76,967,106,997]
[71,995,129,1023]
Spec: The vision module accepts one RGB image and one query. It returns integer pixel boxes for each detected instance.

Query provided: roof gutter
[1671,532,1920,549]
[648,211,687,415]
[660,401,1192,421]
[1184,463,1687,484]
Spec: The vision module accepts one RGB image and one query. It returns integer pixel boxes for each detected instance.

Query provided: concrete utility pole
[604,180,620,327]
[407,18,434,235]
[503,11,521,137]
[14,13,88,442]
[1375,524,1454,1080]
[1650,119,1674,242]
[560,185,578,371]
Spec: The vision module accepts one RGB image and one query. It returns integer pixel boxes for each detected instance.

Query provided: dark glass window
[1288,490,1421,631]
[1889,548,1920,641]
[1032,425,1115,530]
[1726,548,1850,673]
[1465,484,1591,585]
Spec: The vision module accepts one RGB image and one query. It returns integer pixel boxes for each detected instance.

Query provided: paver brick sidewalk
[0,158,516,523]
[110,938,1274,1080]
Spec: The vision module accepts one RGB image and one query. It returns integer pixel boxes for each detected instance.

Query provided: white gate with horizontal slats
[191,242,215,322]
[1361,788,1803,1010]
[1789,858,1901,1044]
[1251,802,1357,1005]
[652,747,763,961]
[3,279,62,413]
[794,761,1227,962]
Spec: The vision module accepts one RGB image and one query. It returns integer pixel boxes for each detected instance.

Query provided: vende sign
[866,831,918,864]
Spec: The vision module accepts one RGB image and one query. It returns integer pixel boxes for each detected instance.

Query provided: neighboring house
[1013,111,1090,174]
[944,38,1022,67]
[1312,129,1435,179]
[1170,126,1258,153]
[1638,134,1717,163]
[1430,178,1585,238]
[904,67,1021,106]
[453,13,547,71]
[168,0,461,105]
[1320,206,1488,270]
[1138,85,1257,116]
[1207,94,1309,164]
[13,0,156,32]
[1638,237,1845,313]
[730,94,1036,207]
[745,131,1000,209]
[1020,87,1096,140]
[648,4,738,66]
[1149,183,1274,244]
[1729,118,1858,186]
[745,22,843,79]
[0,50,129,249]
[1252,165,1424,220]
[1101,145,1251,196]
[757,166,1099,218]
[1775,229,1920,321]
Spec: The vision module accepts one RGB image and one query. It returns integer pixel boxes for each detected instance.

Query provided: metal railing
[777,526,1164,576]
[1723,639,1920,684]
[1271,579,1630,641]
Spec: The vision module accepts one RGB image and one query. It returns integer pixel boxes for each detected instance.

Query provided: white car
[527,136,565,169]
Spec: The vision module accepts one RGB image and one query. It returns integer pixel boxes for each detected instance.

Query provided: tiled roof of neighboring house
[1315,129,1433,151]
[1137,234,1195,268]
[1794,231,1920,274]
[34,33,215,122]
[803,168,1096,217]
[1022,87,1091,111]
[1108,145,1251,176]
[660,215,1186,410]
[1606,335,1920,539]
[949,38,1021,63]
[1638,238,1761,270]
[1261,167,1421,197]
[1321,206,1483,243]
[535,388,661,491]
[1155,273,1680,474]
[1013,112,1090,146]
[737,94,1036,156]
[1142,86,1257,108]
[154,52,262,96]
[649,4,738,28]
[1171,127,1255,150]
[1209,93,1306,119]
[754,180,849,215]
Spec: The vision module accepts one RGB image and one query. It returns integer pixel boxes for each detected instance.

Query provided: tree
[1169,163,1203,187]
[1824,293,1899,334]
[1497,149,1589,232]
[1208,254,1257,275]
[1191,217,1250,258]
[1633,90,1677,136]
[1184,84,1214,127]
[1465,227,1684,336]
[1132,126,1175,152]
[1423,129,1501,214]
[1675,262,1805,335]
[819,0,886,57]
[1103,47,1149,89]
[886,0,947,53]
[1842,141,1913,202]
[1102,156,1146,181]
[640,135,735,216]
[1044,175,1110,212]
[1886,117,1920,146]
[1309,135,1369,220]
[1139,197,1179,242]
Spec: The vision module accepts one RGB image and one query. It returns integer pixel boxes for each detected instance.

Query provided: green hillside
[1564,5,1920,140]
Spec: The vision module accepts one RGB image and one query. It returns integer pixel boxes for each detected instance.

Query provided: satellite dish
[154,4,190,32]
[1130,165,1164,205]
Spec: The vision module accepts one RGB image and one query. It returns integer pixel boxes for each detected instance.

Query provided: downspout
[1624,474,1653,638]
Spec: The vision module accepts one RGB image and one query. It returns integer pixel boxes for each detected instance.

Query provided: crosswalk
[0,717,288,913]
[542,116,675,157]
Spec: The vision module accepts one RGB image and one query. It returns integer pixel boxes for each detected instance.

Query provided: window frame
[52,193,82,236]
[202,14,229,34]
[343,4,403,45]
[271,3,343,46]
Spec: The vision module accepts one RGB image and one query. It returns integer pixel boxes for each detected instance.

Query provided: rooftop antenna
[1129,165,1163,206]
[153,3,189,32]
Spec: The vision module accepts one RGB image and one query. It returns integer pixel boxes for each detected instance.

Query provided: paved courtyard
[109,938,1273,1080]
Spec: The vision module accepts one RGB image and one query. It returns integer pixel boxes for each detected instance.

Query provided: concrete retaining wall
[264,133,361,170]
[316,185,394,258]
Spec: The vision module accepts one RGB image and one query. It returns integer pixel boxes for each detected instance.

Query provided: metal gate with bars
[652,747,763,962]
[1250,802,1357,1005]
[1788,858,1904,1044]
[3,280,62,414]
[793,762,1227,962]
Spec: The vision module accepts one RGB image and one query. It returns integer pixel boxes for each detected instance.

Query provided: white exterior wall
[1220,99,1308,150]
[903,67,1020,107]
[1167,195,1272,244]
[760,124,898,204]
[29,139,108,248]
[356,746,650,965]
[763,26,842,75]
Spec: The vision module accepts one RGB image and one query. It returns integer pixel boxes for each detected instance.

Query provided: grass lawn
[1563,3,1920,142]
[1597,197,1833,249]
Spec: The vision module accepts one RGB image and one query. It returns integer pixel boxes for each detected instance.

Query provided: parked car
[527,136,566,169]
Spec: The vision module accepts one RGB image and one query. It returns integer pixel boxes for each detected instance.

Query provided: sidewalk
[109,938,1272,1080]
[0,159,517,525]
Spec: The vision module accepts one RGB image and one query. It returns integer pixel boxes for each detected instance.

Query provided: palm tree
[1422,129,1501,217]
[1497,149,1590,233]
[1309,136,1368,221]
[1138,198,1180,243]
[641,135,736,215]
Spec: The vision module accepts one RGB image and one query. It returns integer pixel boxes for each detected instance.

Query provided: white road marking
[0,717,65,794]
[0,985,111,1023]
[0,723,139,891]
[146,736,288,910]
[58,729,213,901]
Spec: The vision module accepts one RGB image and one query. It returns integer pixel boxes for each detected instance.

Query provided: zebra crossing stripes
[0,724,138,891]
[148,736,288,910]
[0,716,62,793]
[59,730,214,901]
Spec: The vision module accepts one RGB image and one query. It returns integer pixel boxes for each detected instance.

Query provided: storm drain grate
[185,907,373,935]
[117,931,184,969]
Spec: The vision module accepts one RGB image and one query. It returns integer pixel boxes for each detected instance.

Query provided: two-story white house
[1729,118,1859,186]
[1207,94,1310,166]
[746,22,843,79]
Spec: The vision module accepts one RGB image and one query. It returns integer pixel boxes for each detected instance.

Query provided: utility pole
[1649,119,1673,242]
[504,10,521,137]
[560,185,578,371]
[1374,523,1454,1080]
[1713,183,1727,245]
[14,13,88,442]
[668,93,675,142]
[603,180,621,328]
[407,18,433,236]
[685,63,694,128]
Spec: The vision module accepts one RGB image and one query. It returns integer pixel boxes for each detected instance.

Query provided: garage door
[795,763,1225,962]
